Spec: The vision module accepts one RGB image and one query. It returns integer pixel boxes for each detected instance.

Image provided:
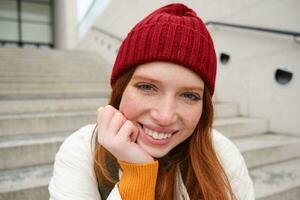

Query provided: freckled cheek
[119,91,147,120]
[182,108,202,130]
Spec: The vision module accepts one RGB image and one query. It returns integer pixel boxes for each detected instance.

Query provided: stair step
[252,158,300,200]
[0,115,268,169]
[0,164,52,200]
[0,98,234,116]
[0,48,110,71]
[0,111,96,137]
[0,89,110,100]
[0,114,266,138]
[0,132,70,170]
[0,75,109,82]
[0,98,109,114]
[2,130,298,171]
[233,134,300,168]
[2,153,300,200]
[214,117,268,138]
[0,70,109,77]
[0,82,109,90]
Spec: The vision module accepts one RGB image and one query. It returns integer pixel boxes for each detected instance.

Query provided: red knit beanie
[111,3,217,95]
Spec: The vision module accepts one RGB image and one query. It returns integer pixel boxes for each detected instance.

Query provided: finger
[118,110,134,139]
[130,122,139,142]
[100,105,118,130]
[108,111,126,135]
[116,120,139,142]
[97,105,117,143]
[96,107,104,140]
[96,107,104,126]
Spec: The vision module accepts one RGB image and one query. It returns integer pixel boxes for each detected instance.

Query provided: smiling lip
[137,123,178,145]
[141,123,178,134]
[139,125,171,145]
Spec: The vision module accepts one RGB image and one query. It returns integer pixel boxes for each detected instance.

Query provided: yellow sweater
[118,160,159,200]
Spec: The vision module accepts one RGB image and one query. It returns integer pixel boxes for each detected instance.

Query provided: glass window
[21,1,51,23]
[22,23,52,43]
[0,0,17,19]
[0,0,18,41]
[0,0,53,47]
[0,21,18,40]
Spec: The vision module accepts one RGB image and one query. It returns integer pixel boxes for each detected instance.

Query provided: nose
[150,96,178,126]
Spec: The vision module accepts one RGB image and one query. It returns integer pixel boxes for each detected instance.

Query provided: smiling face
[119,62,204,158]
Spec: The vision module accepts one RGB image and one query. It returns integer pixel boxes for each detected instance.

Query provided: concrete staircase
[1,48,300,200]
[0,48,111,199]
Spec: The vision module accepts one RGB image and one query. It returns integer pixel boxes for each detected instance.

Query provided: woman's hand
[97,105,154,163]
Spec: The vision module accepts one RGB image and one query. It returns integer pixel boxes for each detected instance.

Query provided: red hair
[92,68,236,200]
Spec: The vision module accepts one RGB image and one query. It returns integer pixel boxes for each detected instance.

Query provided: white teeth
[158,133,164,139]
[144,127,173,140]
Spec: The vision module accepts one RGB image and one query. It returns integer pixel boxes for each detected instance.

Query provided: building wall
[213,28,299,135]
[75,0,300,136]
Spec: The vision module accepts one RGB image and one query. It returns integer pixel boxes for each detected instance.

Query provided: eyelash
[136,83,156,92]
[181,92,201,102]
[135,83,201,102]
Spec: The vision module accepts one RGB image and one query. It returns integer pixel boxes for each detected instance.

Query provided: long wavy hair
[92,67,236,200]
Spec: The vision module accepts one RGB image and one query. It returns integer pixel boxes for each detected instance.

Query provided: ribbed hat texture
[111,3,217,95]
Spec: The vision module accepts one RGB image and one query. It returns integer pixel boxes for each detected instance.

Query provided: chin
[147,150,168,158]
[138,141,171,158]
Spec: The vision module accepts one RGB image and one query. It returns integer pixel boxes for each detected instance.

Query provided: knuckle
[97,107,104,113]
[113,112,121,119]
[105,105,116,112]
[115,112,125,121]
[125,120,134,128]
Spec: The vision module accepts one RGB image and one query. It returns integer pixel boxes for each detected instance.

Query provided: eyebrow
[132,75,204,92]
[132,75,162,84]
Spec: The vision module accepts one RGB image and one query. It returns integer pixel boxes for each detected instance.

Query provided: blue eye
[182,92,201,101]
[136,83,155,91]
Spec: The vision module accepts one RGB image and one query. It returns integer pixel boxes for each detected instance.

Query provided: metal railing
[206,21,300,39]
[92,20,300,43]
[0,40,53,48]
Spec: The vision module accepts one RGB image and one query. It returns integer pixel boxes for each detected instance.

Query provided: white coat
[49,124,255,200]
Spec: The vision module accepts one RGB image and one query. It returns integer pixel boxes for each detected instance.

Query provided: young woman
[49,3,254,200]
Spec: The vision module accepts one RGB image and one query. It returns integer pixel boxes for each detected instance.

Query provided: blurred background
[0,0,299,199]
